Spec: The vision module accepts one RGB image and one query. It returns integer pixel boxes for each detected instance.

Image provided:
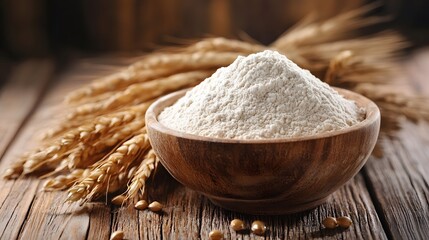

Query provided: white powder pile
[158,50,364,139]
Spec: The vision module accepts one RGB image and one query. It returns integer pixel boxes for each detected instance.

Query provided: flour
[158,50,364,139]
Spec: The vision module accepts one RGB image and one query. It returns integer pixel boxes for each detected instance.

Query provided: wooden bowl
[146,88,380,215]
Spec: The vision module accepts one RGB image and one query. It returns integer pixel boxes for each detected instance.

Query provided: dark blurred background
[0,0,429,58]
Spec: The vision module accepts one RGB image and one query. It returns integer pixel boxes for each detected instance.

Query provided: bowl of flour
[146,50,380,214]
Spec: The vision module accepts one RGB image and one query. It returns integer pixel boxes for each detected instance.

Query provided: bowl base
[207,195,329,215]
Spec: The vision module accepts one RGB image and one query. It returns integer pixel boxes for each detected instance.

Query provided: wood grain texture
[0,60,53,240]
[136,167,387,239]
[363,126,429,240]
[361,51,429,240]
[86,203,111,240]
[0,57,131,240]
[1,54,428,239]
[203,174,387,240]
[0,60,53,159]
[18,192,90,240]
[112,205,140,240]
[0,73,78,239]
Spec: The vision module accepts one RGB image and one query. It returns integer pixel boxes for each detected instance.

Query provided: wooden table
[0,52,428,240]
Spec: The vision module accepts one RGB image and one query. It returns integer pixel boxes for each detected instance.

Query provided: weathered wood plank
[0,179,38,240]
[0,57,133,240]
[128,166,386,239]
[18,192,89,240]
[0,60,54,240]
[159,187,202,239]
[86,203,111,240]
[363,124,429,239]
[362,50,429,240]
[112,205,140,240]
[0,60,54,159]
[198,174,386,240]
[136,166,169,240]
[155,166,201,239]
[138,206,163,240]
[0,74,78,239]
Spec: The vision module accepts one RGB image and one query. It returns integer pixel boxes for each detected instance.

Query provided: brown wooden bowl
[146,88,380,215]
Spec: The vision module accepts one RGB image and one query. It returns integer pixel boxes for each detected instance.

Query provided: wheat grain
[134,200,148,210]
[3,157,27,179]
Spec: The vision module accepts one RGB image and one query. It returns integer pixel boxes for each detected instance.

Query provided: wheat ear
[42,101,152,140]
[354,83,429,121]
[43,169,90,191]
[17,116,146,177]
[67,132,150,203]
[280,31,407,78]
[126,150,158,200]
[271,2,386,50]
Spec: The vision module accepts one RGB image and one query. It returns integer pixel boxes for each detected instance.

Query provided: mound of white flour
[158,50,364,139]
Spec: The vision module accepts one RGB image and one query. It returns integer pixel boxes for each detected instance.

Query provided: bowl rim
[146,87,380,144]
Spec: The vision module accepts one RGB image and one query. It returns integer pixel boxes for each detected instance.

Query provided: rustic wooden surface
[0,51,428,239]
